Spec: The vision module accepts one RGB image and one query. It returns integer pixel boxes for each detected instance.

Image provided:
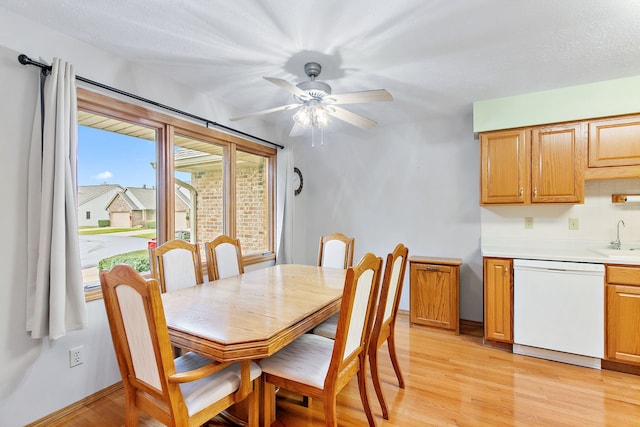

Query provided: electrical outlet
[69,346,84,368]
[524,217,534,229]
[568,217,579,230]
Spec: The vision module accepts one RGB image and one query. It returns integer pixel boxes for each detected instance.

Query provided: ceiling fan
[230,62,393,133]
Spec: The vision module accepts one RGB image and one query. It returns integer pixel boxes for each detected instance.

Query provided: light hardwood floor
[38,314,640,426]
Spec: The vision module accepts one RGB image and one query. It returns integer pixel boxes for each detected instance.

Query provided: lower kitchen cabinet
[483,257,513,343]
[606,265,640,366]
[409,256,461,334]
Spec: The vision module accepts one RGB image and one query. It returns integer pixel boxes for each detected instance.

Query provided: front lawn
[79,227,139,235]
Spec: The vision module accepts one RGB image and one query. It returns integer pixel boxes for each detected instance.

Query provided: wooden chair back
[317,232,355,269]
[205,235,244,281]
[150,239,204,293]
[368,243,409,419]
[328,252,382,394]
[374,243,409,341]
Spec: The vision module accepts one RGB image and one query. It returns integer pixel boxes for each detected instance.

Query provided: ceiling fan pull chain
[311,127,316,148]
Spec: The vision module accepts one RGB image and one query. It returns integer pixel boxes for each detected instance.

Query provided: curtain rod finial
[18,54,31,65]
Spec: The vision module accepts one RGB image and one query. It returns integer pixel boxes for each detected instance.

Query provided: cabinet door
[480,129,528,205]
[410,263,457,330]
[606,284,640,365]
[589,116,640,168]
[530,123,585,203]
[484,258,513,343]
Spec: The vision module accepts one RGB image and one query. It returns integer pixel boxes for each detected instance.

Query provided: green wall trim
[473,75,640,133]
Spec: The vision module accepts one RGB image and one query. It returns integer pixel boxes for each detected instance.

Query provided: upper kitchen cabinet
[480,123,585,205]
[480,129,528,204]
[586,115,640,180]
[530,123,585,203]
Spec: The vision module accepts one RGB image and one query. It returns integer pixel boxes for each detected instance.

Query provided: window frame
[77,88,276,300]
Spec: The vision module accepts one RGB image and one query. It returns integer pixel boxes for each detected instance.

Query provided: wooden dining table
[161,263,347,362]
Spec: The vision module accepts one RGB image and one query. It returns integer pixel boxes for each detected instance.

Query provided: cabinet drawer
[607,266,640,286]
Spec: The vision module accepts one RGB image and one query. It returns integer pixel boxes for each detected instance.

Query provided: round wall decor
[293,167,303,195]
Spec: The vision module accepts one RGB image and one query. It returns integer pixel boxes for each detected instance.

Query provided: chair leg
[357,367,376,427]
[369,349,390,420]
[323,394,338,427]
[124,402,140,427]
[387,333,405,388]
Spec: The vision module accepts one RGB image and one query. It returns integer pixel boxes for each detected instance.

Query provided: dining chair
[150,239,204,293]
[100,264,261,427]
[368,243,409,420]
[205,235,244,281]
[317,232,355,269]
[311,243,409,420]
[259,252,383,427]
[312,232,355,339]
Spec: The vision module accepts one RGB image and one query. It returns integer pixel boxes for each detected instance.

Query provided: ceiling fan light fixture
[293,104,331,129]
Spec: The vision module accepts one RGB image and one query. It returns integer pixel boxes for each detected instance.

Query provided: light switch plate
[524,217,534,229]
[568,217,579,230]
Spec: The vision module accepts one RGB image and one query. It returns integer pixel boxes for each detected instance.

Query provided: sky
[78,125,156,188]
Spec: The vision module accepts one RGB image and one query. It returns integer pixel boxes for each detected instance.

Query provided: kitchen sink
[592,247,640,258]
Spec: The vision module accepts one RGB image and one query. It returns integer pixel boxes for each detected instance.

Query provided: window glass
[77,110,157,289]
[236,150,270,255]
[174,134,225,261]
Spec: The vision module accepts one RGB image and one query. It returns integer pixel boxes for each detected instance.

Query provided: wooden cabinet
[605,265,640,366]
[409,256,461,334]
[480,123,585,205]
[586,115,640,180]
[480,129,528,204]
[483,257,513,343]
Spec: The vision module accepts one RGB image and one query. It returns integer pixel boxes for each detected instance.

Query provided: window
[236,150,270,255]
[77,88,276,295]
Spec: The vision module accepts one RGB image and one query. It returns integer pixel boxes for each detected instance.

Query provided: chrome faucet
[611,219,625,250]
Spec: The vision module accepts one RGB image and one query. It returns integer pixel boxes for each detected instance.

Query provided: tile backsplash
[481,179,640,244]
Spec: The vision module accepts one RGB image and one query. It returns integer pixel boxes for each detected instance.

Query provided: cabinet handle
[426,267,439,272]
[505,268,509,275]
[519,188,524,197]
[533,188,538,197]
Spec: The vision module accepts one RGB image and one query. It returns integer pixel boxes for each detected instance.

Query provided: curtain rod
[17,54,284,150]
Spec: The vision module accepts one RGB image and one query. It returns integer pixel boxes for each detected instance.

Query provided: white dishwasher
[513,259,604,369]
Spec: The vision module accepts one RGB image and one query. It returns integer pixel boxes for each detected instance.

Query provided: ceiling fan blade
[325,89,393,105]
[326,106,377,129]
[230,104,300,121]
[264,77,310,100]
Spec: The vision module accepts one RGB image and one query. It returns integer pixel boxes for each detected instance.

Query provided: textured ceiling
[3,0,640,136]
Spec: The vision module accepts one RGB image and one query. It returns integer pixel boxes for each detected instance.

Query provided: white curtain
[26,58,87,339]
[275,147,294,264]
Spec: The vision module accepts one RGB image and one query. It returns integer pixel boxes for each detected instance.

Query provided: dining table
[162,263,347,361]
[161,263,347,424]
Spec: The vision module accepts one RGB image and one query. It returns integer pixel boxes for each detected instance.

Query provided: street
[79,233,150,269]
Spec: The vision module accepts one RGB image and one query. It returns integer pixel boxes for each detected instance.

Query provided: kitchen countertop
[481,239,640,266]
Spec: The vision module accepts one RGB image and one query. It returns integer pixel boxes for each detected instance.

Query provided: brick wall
[191,161,267,254]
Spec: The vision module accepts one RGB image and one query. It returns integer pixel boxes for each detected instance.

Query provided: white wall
[291,116,484,322]
[0,10,276,426]
[482,179,640,244]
